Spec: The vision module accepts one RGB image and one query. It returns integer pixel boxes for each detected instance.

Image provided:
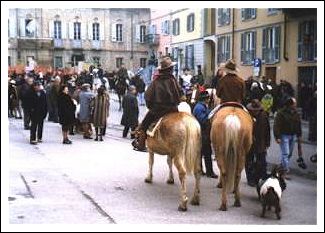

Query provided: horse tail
[184,116,201,175]
[224,114,241,192]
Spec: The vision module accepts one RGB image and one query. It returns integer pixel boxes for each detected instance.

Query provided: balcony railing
[92,40,101,50]
[54,39,63,48]
[72,40,82,49]
[144,34,160,46]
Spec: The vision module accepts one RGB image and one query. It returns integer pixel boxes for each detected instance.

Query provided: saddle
[146,117,164,137]
[208,102,249,120]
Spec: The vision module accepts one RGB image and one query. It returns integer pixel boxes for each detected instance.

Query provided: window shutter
[88,22,93,40]
[252,8,256,19]
[136,25,141,43]
[177,19,180,35]
[81,23,86,40]
[240,33,244,63]
[227,36,231,60]
[61,22,67,39]
[192,14,195,31]
[241,9,245,21]
[120,24,123,42]
[252,31,256,63]
[49,20,54,38]
[275,26,281,62]
[20,18,25,37]
[172,20,175,35]
[191,45,194,69]
[111,23,117,42]
[297,23,302,61]
[166,20,170,34]
[9,18,17,37]
[99,22,104,41]
[186,15,190,32]
[226,8,231,24]
[69,22,74,39]
[217,8,222,26]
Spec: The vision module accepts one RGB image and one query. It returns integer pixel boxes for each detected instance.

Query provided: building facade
[8,8,151,72]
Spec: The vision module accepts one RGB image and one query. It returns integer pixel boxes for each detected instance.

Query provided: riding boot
[94,127,99,141]
[132,129,147,152]
[204,154,218,178]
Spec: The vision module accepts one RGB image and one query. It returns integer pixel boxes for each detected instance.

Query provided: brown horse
[143,112,202,211]
[210,106,253,211]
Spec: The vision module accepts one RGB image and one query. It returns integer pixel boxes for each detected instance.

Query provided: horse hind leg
[145,151,154,183]
[166,156,175,185]
[234,150,245,207]
[190,168,201,206]
[174,157,188,211]
[219,173,228,211]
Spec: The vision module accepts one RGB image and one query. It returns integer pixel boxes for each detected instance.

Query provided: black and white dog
[257,165,287,220]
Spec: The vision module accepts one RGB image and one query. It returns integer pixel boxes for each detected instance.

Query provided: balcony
[71,40,82,49]
[144,34,160,46]
[54,39,63,48]
[91,40,101,50]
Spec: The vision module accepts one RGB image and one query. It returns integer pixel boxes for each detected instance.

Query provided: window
[172,47,178,61]
[8,56,11,67]
[262,26,281,64]
[187,13,195,32]
[161,20,170,35]
[93,23,100,41]
[241,31,256,65]
[217,35,231,63]
[116,57,123,68]
[93,57,100,66]
[54,56,63,68]
[74,22,81,40]
[185,45,194,70]
[140,58,147,68]
[116,24,123,42]
[149,24,157,34]
[267,8,279,15]
[172,18,180,36]
[25,19,35,37]
[298,20,317,62]
[140,25,146,43]
[218,8,230,26]
[241,8,256,21]
[54,21,62,39]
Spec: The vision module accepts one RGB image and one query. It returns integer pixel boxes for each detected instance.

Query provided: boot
[204,154,218,179]
[132,129,147,152]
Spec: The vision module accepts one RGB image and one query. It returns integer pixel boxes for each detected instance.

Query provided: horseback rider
[132,56,182,152]
[216,59,246,104]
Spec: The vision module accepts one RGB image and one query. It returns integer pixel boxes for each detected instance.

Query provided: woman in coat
[79,83,95,139]
[91,86,109,141]
[58,85,76,144]
[121,85,139,139]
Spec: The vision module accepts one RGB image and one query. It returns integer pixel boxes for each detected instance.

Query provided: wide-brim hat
[158,57,177,70]
[247,99,263,111]
[219,59,239,74]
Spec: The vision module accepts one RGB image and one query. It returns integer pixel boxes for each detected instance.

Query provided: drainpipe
[283,13,289,61]
[231,8,235,60]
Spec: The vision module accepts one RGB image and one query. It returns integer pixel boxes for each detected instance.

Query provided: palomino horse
[143,112,202,211]
[210,106,253,211]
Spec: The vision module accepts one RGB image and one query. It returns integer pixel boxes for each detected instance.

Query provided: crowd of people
[8,57,316,182]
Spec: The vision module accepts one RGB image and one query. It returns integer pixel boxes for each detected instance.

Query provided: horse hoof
[217,183,222,189]
[166,179,174,185]
[144,178,152,184]
[219,204,227,211]
[178,205,187,212]
[190,197,200,206]
[234,200,241,207]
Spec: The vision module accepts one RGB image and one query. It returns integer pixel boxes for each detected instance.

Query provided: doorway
[265,67,277,83]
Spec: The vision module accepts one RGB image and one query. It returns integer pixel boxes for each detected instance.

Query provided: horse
[210,106,253,211]
[142,112,202,211]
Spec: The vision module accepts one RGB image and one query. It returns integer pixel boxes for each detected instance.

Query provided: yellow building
[170,8,204,76]
[203,8,317,97]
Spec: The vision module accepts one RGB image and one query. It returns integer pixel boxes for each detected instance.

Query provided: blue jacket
[193,101,210,126]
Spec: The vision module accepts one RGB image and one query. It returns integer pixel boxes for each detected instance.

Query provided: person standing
[48,76,61,123]
[91,86,110,141]
[193,91,218,178]
[246,99,270,186]
[121,85,139,139]
[133,74,146,106]
[79,83,95,139]
[58,85,76,144]
[30,82,48,145]
[274,97,302,180]
[20,76,34,130]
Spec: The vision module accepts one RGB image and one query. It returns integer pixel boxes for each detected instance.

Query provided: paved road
[7,94,318,225]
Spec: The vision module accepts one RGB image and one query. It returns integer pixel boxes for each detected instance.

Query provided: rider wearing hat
[216,59,246,104]
[132,56,182,152]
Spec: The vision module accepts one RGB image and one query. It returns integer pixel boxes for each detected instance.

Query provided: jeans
[280,134,296,172]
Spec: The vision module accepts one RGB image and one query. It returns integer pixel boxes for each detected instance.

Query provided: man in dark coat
[245,99,270,186]
[132,56,182,152]
[121,85,139,139]
[216,59,245,104]
[30,82,48,144]
[20,77,34,130]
